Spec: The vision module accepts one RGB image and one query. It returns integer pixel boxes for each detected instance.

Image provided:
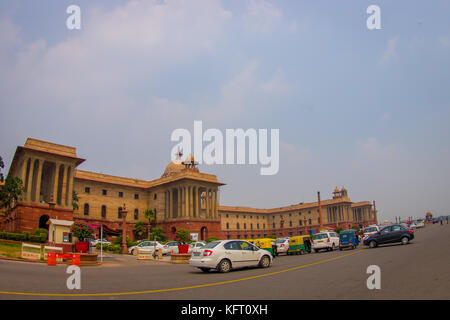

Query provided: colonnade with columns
[164,184,219,220]
[19,155,74,208]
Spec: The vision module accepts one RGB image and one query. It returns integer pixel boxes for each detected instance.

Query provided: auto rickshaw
[287,235,311,255]
[339,230,360,250]
[254,238,277,257]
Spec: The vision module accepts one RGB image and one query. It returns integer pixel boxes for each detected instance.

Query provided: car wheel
[369,240,377,248]
[339,247,342,251]
[332,244,335,251]
[199,268,210,273]
[314,249,319,253]
[217,259,231,273]
[401,237,409,245]
[259,255,271,268]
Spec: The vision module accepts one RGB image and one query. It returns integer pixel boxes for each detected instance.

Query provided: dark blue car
[339,230,359,250]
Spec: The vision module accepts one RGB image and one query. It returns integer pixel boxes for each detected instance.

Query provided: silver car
[189,240,273,273]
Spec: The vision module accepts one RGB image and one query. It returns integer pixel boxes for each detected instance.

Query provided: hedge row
[0,231,47,243]
[95,243,122,254]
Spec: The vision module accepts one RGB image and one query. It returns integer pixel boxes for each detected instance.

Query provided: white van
[312,232,339,252]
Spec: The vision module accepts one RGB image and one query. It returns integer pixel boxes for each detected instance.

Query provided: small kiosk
[47,219,74,253]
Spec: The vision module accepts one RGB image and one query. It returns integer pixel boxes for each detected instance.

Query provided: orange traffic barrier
[72,253,81,267]
[47,252,56,266]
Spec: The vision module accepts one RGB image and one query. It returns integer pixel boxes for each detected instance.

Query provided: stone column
[205,188,210,219]
[35,159,43,203]
[66,166,74,209]
[21,157,29,195]
[61,164,68,207]
[189,186,194,218]
[53,163,61,204]
[164,191,168,220]
[212,189,216,219]
[177,187,181,219]
[195,186,199,218]
[169,189,173,219]
[26,158,35,202]
[215,189,219,219]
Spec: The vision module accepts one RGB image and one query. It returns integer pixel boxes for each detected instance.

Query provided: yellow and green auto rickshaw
[287,235,312,255]
[254,238,278,257]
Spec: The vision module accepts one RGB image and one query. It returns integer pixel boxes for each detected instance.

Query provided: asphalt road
[0,223,449,300]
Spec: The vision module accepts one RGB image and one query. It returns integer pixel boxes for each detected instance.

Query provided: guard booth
[47,219,74,253]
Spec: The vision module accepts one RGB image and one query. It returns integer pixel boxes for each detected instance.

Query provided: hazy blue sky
[1,0,449,222]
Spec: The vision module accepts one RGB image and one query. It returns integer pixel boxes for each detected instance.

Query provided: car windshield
[364,227,377,233]
[313,234,328,240]
[203,241,221,249]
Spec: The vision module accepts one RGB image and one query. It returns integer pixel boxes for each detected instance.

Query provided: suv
[363,224,414,248]
[312,232,340,252]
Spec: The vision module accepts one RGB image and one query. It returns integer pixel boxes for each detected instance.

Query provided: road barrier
[21,243,42,260]
[47,252,81,266]
[43,246,63,262]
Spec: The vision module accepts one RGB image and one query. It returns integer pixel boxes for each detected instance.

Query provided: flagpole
[100,225,103,263]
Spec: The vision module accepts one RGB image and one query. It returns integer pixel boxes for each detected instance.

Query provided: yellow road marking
[0,249,365,296]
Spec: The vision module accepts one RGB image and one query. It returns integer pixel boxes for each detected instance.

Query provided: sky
[1,0,449,222]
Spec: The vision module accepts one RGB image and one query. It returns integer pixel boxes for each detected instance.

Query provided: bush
[206,237,219,243]
[267,234,277,239]
[22,232,30,241]
[113,236,134,248]
[29,235,42,243]
[33,228,48,237]
[175,228,191,244]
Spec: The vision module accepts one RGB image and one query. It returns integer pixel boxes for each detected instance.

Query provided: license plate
[193,252,201,256]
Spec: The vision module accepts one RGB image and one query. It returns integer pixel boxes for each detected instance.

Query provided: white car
[409,222,417,229]
[275,238,289,255]
[128,241,168,255]
[363,225,380,240]
[415,220,425,228]
[189,241,206,253]
[165,241,182,255]
[189,240,273,273]
[312,232,340,252]
[93,239,111,246]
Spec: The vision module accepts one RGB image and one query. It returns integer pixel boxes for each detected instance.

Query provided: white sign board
[190,233,198,241]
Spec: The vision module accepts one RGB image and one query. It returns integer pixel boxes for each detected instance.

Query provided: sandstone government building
[1,138,378,241]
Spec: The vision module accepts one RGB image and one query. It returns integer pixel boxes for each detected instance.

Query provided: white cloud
[243,0,282,34]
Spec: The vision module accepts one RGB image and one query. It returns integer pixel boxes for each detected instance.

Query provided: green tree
[72,190,79,210]
[335,226,344,234]
[175,228,191,244]
[267,234,277,239]
[0,176,24,214]
[0,156,4,183]
[149,227,166,241]
[134,221,146,240]
[144,209,155,240]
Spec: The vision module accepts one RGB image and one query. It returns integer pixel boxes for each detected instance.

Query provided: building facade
[1,138,377,240]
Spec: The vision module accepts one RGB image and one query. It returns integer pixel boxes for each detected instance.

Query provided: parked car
[363,224,414,248]
[312,231,340,252]
[128,241,168,255]
[409,222,417,229]
[415,220,425,228]
[189,241,206,253]
[275,238,289,255]
[362,225,380,240]
[95,239,111,246]
[165,241,181,255]
[189,240,273,273]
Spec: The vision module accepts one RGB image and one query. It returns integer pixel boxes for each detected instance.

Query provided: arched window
[226,223,229,229]
[84,203,89,216]
[118,207,122,219]
[273,222,275,228]
[101,205,106,218]
[236,223,240,230]
[289,221,292,227]
[134,209,139,220]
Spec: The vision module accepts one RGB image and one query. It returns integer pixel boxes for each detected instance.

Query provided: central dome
[161,158,184,178]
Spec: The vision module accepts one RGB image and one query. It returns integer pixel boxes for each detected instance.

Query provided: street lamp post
[121,204,128,254]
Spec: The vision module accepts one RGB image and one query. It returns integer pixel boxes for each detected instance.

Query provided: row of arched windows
[83,203,139,220]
